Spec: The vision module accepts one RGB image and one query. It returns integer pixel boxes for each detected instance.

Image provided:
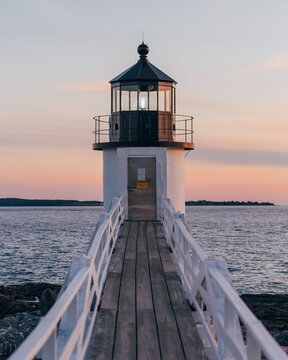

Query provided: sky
[1,0,288,204]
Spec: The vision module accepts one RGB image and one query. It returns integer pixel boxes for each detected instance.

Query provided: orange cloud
[0,149,103,200]
[185,162,288,205]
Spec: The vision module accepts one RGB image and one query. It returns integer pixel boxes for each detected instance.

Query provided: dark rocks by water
[0,311,39,360]
[241,294,288,349]
[39,288,58,316]
[0,283,61,359]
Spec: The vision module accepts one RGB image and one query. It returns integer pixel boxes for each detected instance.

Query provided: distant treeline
[0,198,103,207]
[185,200,275,206]
[0,198,275,207]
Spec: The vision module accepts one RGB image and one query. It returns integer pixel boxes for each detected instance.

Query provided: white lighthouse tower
[93,43,194,220]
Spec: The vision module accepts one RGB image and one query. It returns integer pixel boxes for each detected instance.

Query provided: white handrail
[161,197,287,360]
[9,195,125,360]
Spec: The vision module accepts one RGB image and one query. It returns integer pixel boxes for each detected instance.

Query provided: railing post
[191,117,193,144]
[41,328,57,360]
[98,116,100,143]
[67,294,78,331]
[224,298,238,358]
[247,332,261,359]
[96,116,98,143]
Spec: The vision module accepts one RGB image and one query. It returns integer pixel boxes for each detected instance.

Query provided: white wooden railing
[161,197,287,360]
[9,195,125,360]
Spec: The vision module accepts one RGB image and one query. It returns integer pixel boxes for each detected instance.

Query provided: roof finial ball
[137,42,149,60]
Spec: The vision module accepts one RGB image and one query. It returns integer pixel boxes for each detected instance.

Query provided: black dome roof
[110,43,176,84]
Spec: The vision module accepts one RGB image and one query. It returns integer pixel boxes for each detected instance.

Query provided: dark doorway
[128,157,156,220]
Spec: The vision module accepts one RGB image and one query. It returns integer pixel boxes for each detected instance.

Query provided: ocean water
[0,207,102,285]
[186,206,288,294]
[0,206,287,294]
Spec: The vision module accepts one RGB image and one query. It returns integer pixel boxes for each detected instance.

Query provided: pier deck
[87,221,205,360]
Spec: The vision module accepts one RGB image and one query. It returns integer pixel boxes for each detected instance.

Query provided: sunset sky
[1,1,288,204]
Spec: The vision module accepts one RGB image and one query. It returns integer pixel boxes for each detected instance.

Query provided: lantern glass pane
[165,87,171,112]
[130,91,138,110]
[139,91,148,111]
[159,85,172,112]
[112,87,120,112]
[158,88,165,111]
[121,90,129,111]
[149,89,157,110]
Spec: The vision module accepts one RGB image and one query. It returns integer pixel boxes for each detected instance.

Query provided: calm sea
[0,206,287,294]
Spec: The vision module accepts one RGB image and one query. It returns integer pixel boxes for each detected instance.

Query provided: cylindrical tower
[93,43,194,220]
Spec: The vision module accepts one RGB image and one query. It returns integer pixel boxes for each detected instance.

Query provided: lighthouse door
[128,157,156,220]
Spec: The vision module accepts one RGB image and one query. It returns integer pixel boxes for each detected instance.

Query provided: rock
[241,294,288,347]
[0,283,61,359]
[0,282,61,300]
[0,295,10,308]
[0,311,40,359]
[0,300,38,318]
[0,283,61,318]
[39,288,57,316]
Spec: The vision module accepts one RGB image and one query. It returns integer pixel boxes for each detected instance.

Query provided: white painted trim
[9,195,125,360]
[161,197,287,360]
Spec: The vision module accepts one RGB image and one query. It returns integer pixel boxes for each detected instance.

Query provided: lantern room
[93,43,194,150]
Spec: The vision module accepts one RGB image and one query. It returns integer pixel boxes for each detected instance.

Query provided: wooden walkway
[86,221,205,360]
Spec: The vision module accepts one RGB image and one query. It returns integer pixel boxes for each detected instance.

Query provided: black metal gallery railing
[93,113,194,145]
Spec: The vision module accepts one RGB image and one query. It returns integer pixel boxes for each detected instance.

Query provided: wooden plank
[88,309,116,360]
[164,272,190,310]
[136,222,148,274]
[113,221,137,359]
[137,271,153,310]
[137,309,161,360]
[137,221,147,253]
[151,280,175,323]
[146,221,159,259]
[122,258,136,284]
[109,221,130,273]
[149,257,164,281]
[101,273,121,310]
[118,221,131,240]
[147,222,175,323]
[136,251,149,273]
[88,223,130,359]
[136,222,153,309]
[114,280,136,358]
[154,222,171,253]
[157,322,185,360]
[154,221,166,238]
[174,308,205,360]
[125,221,138,259]
[117,267,136,322]
[113,322,137,360]
[136,221,161,359]
[159,251,176,273]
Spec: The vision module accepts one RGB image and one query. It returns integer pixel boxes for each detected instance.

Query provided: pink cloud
[244,54,288,73]
[47,80,109,92]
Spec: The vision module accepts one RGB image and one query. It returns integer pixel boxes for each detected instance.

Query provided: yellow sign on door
[136,180,148,189]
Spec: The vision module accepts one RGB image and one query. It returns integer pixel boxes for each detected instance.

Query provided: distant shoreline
[185,200,275,206]
[0,198,103,207]
[0,198,275,207]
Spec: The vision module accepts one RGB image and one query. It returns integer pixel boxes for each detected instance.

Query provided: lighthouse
[93,43,194,220]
